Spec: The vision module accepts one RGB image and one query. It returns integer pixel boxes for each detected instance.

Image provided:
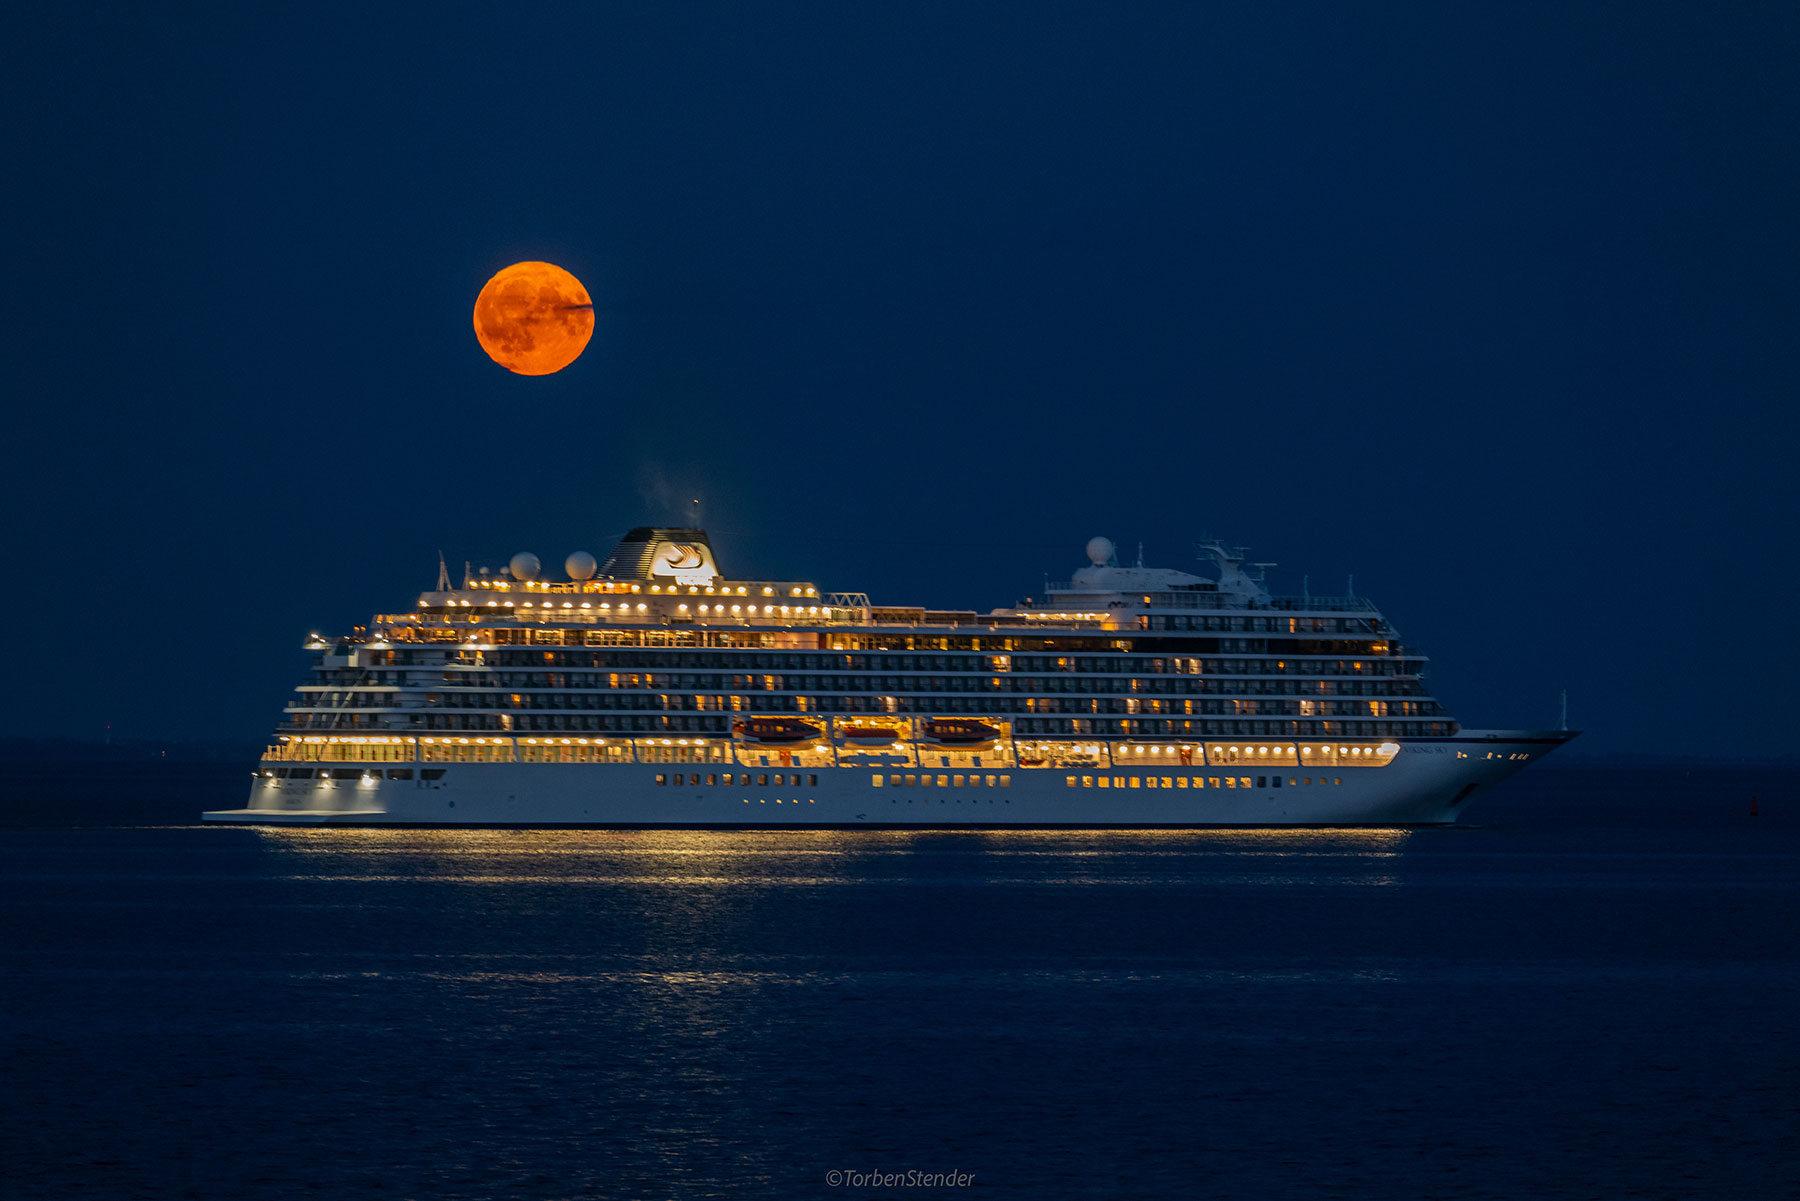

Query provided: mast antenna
[691,496,702,528]
[1560,687,1569,731]
[436,551,450,592]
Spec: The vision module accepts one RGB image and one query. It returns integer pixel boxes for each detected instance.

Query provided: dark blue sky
[6,5,1796,756]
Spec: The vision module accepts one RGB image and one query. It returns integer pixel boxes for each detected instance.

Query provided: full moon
[472,261,594,376]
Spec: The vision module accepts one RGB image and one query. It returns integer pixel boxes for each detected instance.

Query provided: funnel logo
[650,540,718,584]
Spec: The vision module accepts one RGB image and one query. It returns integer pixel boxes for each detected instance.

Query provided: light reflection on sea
[2,785,1797,1200]
[239,826,1412,889]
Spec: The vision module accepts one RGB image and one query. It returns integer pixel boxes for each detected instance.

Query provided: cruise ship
[205,528,1576,827]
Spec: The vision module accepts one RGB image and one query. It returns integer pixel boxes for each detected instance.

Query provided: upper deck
[374,527,1393,641]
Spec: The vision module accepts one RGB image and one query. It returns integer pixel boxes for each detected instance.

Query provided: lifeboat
[920,718,1002,745]
[840,725,903,745]
[733,717,824,744]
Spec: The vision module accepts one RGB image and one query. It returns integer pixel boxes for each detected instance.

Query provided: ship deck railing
[1036,589,1378,613]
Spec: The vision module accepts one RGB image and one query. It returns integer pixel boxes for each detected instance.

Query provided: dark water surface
[2,767,1796,1199]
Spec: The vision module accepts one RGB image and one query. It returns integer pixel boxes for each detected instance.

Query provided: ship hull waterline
[205,731,1572,828]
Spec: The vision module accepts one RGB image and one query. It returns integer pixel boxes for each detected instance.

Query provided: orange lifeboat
[920,718,1002,745]
[733,717,824,744]
[840,724,903,745]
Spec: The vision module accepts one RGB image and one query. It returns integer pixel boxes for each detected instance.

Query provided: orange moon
[472,261,594,375]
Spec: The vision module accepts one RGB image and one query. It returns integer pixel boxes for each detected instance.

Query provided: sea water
[1,766,1794,1199]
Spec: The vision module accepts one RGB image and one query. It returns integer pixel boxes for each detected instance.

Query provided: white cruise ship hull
[205,731,1572,828]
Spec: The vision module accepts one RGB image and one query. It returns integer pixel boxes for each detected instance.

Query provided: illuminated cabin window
[809,774,818,786]
[1098,777,1110,789]
[1335,777,1343,785]
[1224,777,1235,788]
[655,773,667,786]
[519,741,629,765]
[1081,776,1093,787]
[707,774,717,786]
[1000,775,1010,787]
[1114,743,1202,768]
[905,774,917,787]
[986,775,997,787]
[275,739,415,765]
[1161,777,1172,788]
[421,740,514,764]
[758,774,769,786]
[635,739,729,765]
[1066,775,1078,788]
[937,775,948,787]
[1129,777,1140,788]
[1207,742,1300,767]
[1175,777,1188,788]
[873,774,884,787]
[1295,742,1399,768]
[954,775,965,787]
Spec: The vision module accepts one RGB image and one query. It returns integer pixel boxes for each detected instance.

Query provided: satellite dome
[509,552,541,581]
[565,551,597,580]
[1086,536,1115,566]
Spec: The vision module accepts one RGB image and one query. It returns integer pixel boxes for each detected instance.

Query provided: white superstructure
[206,528,1575,826]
